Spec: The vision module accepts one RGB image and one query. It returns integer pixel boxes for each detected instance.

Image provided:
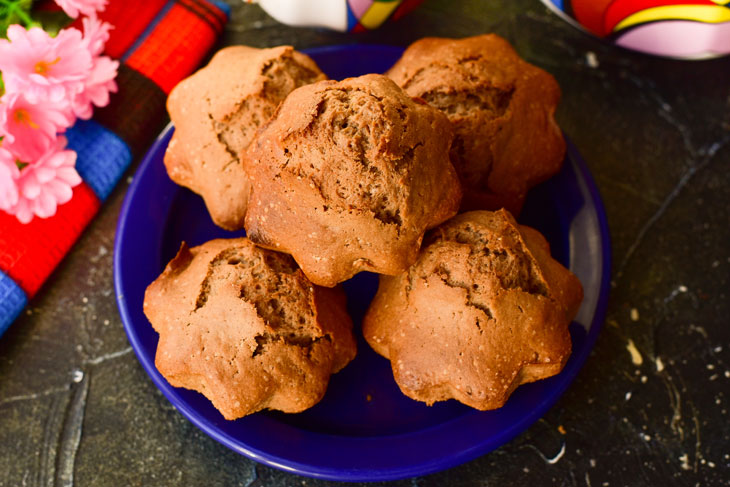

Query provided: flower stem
[0,0,36,29]
[13,6,34,28]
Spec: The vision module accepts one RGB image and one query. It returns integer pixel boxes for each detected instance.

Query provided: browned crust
[165,46,327,230]
[387,34,566,215]
[244,73,462,287]
[143,238,356,420]
[363,209,583,410]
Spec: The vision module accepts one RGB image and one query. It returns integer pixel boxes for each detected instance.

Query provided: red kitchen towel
[0,0,229,336]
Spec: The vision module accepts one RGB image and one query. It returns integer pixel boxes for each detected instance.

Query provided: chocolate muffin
[243,73,462,287]
[386,34,566,215]
[165,46,327,230]
[143,238,356,420]
[363,210,583,410]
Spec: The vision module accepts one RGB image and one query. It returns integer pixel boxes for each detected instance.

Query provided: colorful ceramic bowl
[245,0,425,32]
[541,0,730,59]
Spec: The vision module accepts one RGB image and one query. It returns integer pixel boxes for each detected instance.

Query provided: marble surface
[1,0,729,485]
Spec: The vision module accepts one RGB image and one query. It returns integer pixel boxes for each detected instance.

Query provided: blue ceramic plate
[114,45,611,482]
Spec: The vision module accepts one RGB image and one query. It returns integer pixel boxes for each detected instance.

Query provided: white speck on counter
[656,356,665,372]
[82,296,88,304]
[679,453,691,470]
[585,51,599,68]
[707,364,715,370]
[630,308,639,321]
[626,339,643,365]
[625,391,632,401]
[641,375,648,384]
[529,442,566,466]
[665,285,689,303]
[546,443,566,464]
[71,369,84,383]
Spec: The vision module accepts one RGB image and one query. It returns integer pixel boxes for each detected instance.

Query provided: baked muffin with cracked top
[244,73,462,287]
[386,34,565,215]
[165,46,327,230]
[143,238,356,420]
[363,209,582,411]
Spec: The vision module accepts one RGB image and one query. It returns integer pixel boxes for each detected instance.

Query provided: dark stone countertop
[1,0,729,485]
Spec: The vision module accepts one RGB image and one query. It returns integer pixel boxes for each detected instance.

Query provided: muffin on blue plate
[165,46,327,230]
[387,34,565,215]
[244,74,462,287]
[144,238,356,420]
[364,210,582,410]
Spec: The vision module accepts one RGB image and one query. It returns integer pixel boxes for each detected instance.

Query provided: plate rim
[113,44,612,482]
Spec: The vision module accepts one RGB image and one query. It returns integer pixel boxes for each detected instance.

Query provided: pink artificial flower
[0,92,74,162]
[3,137,81,223]
[54,0,108,19]
[72,18,118,120]
[0,25,92,104]
[0,147,20,211]
[71,56,118,120]
[81,16,112,57]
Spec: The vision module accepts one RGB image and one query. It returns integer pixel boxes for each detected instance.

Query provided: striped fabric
[67,120,132,200]
[0,0,229,336]
[0,271,27,336]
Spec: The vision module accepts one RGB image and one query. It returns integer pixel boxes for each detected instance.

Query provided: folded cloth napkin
[0,0,229,336]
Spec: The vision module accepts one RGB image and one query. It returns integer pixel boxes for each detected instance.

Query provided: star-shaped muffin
[144,238,356,420]
[363,210,583,410]
[243,74,462,287]
[387,34,566,215]
[165,46,327,230]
